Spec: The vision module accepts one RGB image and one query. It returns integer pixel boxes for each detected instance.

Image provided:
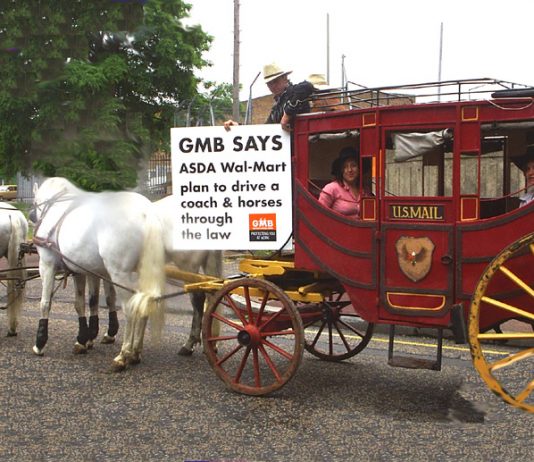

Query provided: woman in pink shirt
[319,147,361,218]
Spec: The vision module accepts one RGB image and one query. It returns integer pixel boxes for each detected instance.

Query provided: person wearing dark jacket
[224,62,314,131]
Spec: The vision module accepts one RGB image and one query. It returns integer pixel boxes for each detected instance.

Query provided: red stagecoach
[194,79,534,412]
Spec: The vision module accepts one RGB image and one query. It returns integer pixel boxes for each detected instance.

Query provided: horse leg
[6,213,27,337]
[101,280,118,344]
[129,315,148,365]
[6,272,24,337]
[33,262,55,356]
[73,273,90,354]
[206,292,221,339]
[6,278,19,337]
[178,291,205,356]
[126,290,164,365]
[200,251,221,350]
[114,289,162,369]
[86,276,100,349]
[112,296,136,371]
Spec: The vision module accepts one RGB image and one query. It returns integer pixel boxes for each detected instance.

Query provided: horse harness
[32,192,138,295]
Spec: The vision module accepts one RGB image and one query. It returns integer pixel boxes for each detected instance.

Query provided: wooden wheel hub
[237,325,261,347]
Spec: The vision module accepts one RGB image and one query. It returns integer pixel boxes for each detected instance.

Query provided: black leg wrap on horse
[89,293,98,310]
[108,311,119,337]
[88,315,99,340]
[77,316,89,345]
[35,318,49,350]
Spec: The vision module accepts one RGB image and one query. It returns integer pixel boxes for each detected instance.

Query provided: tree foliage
[173,80,236,127]
[0,0,228,190]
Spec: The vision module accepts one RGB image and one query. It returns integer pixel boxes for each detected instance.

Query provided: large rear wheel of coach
[202,278,304,396]
[468,232,534,413]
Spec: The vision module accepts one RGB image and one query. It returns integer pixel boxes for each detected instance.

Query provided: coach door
[379,127,455,323]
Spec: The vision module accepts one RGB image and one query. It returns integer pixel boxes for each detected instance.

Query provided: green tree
[0,0,213,190]
[173,81,236,127]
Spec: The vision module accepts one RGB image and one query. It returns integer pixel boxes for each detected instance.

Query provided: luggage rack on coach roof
[308,77,534,112]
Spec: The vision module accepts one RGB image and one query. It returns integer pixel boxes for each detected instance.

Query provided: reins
[31,190,183,302]
[33,235,138,295]
[30,187,198,303]
[35,239,190,302]
[31,190,140,296]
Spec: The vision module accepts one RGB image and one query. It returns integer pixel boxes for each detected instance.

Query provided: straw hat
[263,63,292,83]
[307,73,332,91]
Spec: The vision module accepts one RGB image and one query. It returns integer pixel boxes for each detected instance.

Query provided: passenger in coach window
[224,62,314,132]
[319,147,364,219]
[518,147,534,206]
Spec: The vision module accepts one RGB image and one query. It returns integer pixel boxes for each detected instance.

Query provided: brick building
[246,88,414,124]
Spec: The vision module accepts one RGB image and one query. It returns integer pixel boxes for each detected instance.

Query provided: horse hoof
[6,330,17,337]
[178,346,193,356]
[127,355,141,366]
[111,361,126,372]
[101,334,116,344]
[87,340,94,350]
[73,342,88,355]
[32,345,44,356]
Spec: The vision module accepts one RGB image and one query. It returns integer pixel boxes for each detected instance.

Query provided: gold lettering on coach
[389,205,444,220]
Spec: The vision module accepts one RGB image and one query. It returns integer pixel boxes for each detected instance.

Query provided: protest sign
[170,124,292,250]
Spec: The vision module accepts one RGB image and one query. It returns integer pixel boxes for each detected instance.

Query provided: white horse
[30,177,166,370]
[0,203,28,336]
[153,195,223,355]
[31,179,119,350]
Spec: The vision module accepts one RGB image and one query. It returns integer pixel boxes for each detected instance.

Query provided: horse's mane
[35,177,89,206]
[46,177,84,194]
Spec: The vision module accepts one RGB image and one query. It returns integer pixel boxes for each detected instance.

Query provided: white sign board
[170,124,293,250]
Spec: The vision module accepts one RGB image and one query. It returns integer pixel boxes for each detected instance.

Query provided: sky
[183,0,534,100]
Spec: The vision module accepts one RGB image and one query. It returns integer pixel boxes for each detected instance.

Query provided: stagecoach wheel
[468,232,534,413]
[202,277,304,396]
[302,294,374,361]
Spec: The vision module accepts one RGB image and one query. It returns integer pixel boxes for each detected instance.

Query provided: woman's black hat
[515,145,534,171]
[331,146,359,176]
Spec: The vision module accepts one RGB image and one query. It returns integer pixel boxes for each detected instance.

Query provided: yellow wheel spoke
[488,348,534,372]
[481,296,534,322]
[469,234,534,413]
[498,265,534,299]
[516,380,534,404]
[478,332,534,341]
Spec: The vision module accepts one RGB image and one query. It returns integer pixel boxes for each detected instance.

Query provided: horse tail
[7,211,28,334]
[127,207,166,342]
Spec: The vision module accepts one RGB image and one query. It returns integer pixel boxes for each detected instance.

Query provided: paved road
[1,277,533,461]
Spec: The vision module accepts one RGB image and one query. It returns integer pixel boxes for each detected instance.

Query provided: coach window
[307,130,360,197]
[385,129,453,197]
[475,122,534,217]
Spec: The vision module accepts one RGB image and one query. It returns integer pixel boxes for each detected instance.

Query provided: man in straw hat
[307,73,343,113]
[224,62,314,131]
[518,146,534,206]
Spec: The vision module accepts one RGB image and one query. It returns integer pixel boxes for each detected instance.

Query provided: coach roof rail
[308,77,533,111]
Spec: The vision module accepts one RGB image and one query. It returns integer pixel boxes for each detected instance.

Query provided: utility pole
[326,13,330,84]
[438,22,443,101]
[232,0,240,122]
